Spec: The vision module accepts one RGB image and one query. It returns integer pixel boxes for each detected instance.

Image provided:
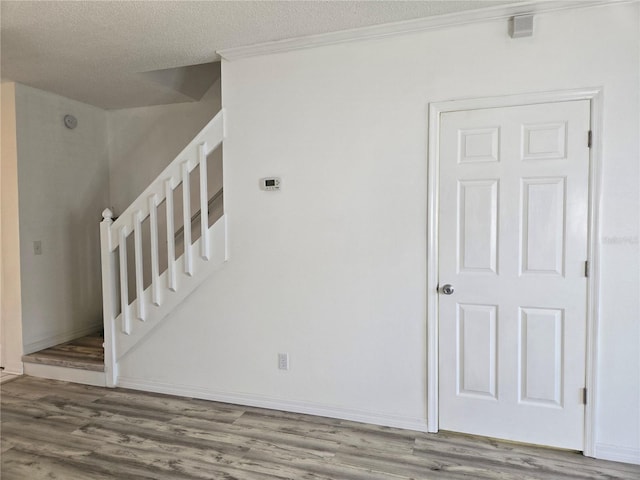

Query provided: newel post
[100,208,118,387]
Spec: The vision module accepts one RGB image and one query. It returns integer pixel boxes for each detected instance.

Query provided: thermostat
[261,177,281,191]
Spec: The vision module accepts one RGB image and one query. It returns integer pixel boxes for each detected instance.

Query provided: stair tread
[41,344,104,358]
[23,335,105,372]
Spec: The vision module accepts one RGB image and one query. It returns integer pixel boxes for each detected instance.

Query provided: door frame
[426,88,603,456]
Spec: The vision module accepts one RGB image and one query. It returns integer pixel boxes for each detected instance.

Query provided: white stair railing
[100,110,225,387]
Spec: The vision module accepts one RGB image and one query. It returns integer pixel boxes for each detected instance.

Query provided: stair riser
[23,363,106,387]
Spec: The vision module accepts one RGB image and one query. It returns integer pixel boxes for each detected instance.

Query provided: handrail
[174,187,223,241]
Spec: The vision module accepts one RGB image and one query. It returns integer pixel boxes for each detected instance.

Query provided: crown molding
[218,1,627,61]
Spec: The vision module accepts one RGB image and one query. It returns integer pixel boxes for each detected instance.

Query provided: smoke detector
[63,114,77,129]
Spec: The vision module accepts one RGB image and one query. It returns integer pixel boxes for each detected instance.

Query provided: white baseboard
[594,443,640,465]
[117,376,428,432]
[24,363,106,387]
[2,360,24,375]
[23,322,102,354]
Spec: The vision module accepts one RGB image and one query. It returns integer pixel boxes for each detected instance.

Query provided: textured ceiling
[1,1,512,109]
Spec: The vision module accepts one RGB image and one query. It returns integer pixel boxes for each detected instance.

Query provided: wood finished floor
[0,372,19,385]
[1,377,639,480]
[21,335,105,371]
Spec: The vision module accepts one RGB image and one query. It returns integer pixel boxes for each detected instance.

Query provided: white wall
[1,82,24,372]
[15,84,110,353]
[117,4,639,462]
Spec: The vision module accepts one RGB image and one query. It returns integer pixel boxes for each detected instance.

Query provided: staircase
[21,335,106,386]
[100,110,227,387]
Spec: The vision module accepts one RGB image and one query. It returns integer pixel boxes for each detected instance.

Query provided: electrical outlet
[278,353,289,371]
[33,240,42,255]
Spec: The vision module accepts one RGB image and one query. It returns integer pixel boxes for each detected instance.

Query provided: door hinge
[582,388,588,405]
[588,130,593,148]
[584,261,589,277]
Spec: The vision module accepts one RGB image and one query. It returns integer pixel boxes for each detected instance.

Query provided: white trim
[594,443,640,465]
[426,88,603,455]
[2,359,23,375]
[426,100,440,434]
[224,214,230,262]
[583,89,604,458]
[117,376,429,433]
[22,322,102,355]
[24,362,106,387]
[218,1,623,61]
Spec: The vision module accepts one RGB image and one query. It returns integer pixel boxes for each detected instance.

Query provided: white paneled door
[438,100,590,450]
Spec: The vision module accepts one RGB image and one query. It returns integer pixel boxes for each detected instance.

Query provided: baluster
[182,162,193,276]
[199,143,210,260]
[118,226,131,335]
[148,194,161,306]
[165,179,177,291]
[133,210,145,321]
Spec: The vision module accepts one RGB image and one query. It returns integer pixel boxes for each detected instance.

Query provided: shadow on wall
[107,78,223,215]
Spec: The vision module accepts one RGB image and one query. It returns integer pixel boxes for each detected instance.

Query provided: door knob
[441,284,455,295]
